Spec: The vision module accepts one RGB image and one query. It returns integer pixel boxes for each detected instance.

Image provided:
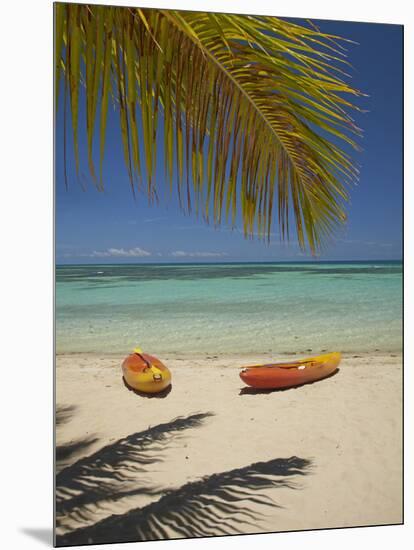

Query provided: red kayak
[239,352,341,389]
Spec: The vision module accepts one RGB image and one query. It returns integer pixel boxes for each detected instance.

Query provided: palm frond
[55,4,363,253]
[56,455,311,545]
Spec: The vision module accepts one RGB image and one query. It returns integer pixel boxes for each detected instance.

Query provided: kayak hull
[122,353,171,393]
[239,352,341,389]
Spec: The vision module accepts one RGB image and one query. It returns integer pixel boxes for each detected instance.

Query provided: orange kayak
[239,352,341,390]
[122,347,171,393]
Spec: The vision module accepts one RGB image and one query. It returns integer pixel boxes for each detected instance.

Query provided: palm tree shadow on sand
[239,368,340,395]
[57,455,311,546]
[56,405,77,426]
[122,376,172,398]
[56,405,99,472]
[56,437,99,472]
[56,412,214,533]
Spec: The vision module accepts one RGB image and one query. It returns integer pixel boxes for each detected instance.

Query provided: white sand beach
[55,351,402,545]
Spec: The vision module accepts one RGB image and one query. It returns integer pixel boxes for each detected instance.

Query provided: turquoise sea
[56,261,402,355]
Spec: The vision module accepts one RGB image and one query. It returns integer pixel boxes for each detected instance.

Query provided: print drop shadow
[57,455,312,546]
[20,527,53,546]
[56,412,214,532]
[239,368,340,395]
[122,376,172,398]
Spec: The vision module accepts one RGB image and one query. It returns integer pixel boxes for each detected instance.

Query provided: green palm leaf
[55,4,363,253]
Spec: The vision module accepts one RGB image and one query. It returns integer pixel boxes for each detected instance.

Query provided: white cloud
[232,228,279,238]
[143,217,166,224]
[91,247,151,258]
[170,250,228,258]
[336,238,397,248]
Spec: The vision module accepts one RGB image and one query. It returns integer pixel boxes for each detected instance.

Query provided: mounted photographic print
[54,2,403,546]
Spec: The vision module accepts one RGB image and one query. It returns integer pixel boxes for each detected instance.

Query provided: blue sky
[56,16,403,264]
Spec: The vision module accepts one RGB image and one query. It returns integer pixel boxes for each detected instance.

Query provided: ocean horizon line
[56,258,403,267]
